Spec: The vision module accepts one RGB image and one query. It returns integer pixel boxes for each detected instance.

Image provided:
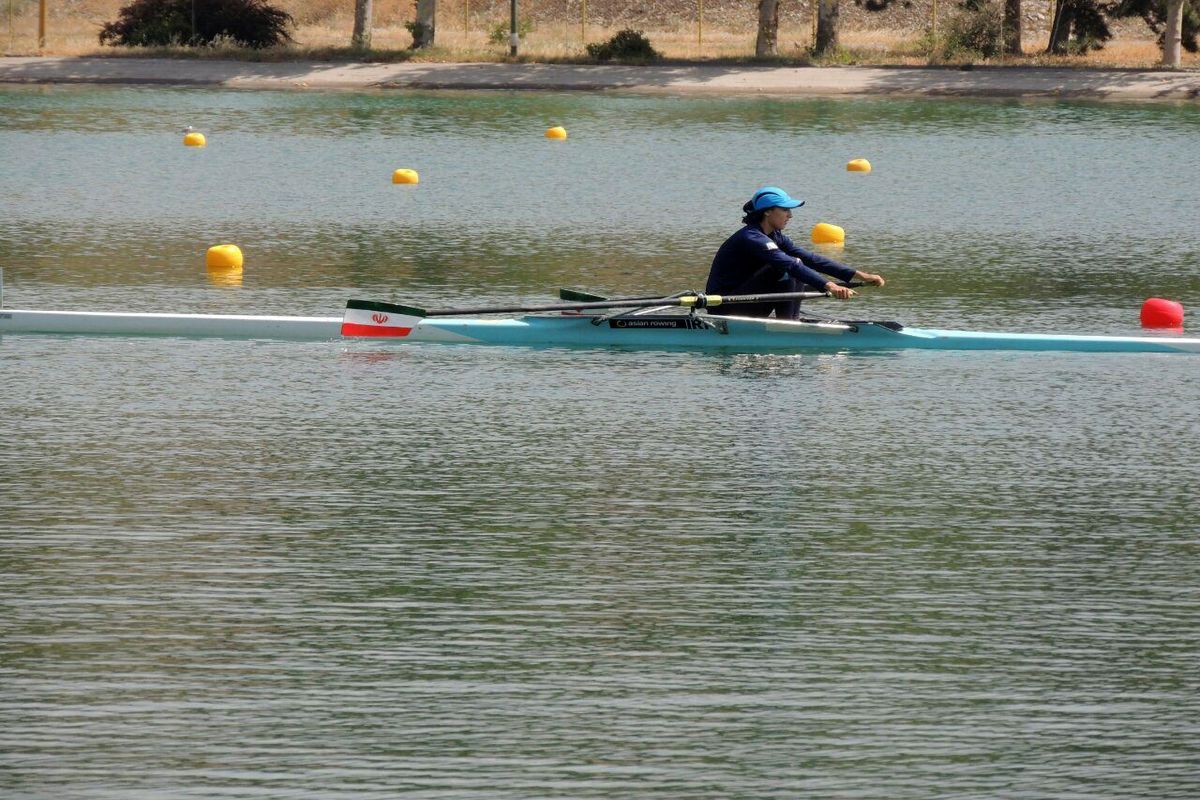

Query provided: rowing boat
[4,305,1199,353]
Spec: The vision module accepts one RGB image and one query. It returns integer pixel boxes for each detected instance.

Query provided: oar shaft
[424,291,831,317]
[560,288,694,304]
[559,282,864,306]
[425,298,669,315]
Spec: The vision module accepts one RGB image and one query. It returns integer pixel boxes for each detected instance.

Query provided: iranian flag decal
[341,299,424,337]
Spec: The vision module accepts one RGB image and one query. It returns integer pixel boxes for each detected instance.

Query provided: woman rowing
[706,186,885,319]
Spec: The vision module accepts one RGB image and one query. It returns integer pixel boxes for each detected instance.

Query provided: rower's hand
[856,271,886,288]
[826,282,857,300]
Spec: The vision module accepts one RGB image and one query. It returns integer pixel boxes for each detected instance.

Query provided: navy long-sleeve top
[706,225,856,295]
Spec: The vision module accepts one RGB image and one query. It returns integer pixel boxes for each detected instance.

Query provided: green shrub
[586,29,660,62]
[924,3,1002,60]
[488,18,534,45]
[405,21,429,48]
[99,0,293,48]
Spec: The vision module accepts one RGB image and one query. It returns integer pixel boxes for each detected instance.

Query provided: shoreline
[1,56,1198,99]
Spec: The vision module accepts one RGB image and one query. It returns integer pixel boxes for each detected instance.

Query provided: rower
[705,186,885,319]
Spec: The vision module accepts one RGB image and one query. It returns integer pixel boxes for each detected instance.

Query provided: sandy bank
[1,56,1198,100]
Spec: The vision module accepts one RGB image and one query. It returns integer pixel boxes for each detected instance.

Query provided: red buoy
[1140,297,1185,329]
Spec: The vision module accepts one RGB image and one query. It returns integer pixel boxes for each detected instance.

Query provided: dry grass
[2,0,1196,69]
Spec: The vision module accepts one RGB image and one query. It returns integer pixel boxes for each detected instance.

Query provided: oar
[561,282,865,304]
[341,289,865,337]
[366,291,835,316]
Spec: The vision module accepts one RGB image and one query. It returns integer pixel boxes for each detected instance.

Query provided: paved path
[1,56,1197,100]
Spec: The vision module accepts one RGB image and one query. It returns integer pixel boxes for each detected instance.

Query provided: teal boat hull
[407,314,1200,354]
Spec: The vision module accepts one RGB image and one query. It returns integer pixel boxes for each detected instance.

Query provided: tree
[1108,0,1199,64]
[352,0,372,48]
[1046,0,1112,53]
[756,0,780,55]
[1163,0,1184,62]
[1004,0,1022,53]
[412,0,436,47]
[815,0,839,53]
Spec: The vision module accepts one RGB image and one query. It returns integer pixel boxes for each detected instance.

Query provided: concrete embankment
[1,56,1197,100]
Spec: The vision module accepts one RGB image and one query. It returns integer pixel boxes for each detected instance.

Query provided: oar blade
[342,299,426,338]
[560,288,609,302]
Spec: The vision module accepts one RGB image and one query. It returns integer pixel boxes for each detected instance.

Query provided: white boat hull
[4,308,1200,354]
[1,308,342,339]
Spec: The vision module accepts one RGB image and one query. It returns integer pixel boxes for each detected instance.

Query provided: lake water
[2,85,1199,799]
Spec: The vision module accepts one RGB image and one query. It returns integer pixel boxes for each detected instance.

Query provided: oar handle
[703,291,835,308]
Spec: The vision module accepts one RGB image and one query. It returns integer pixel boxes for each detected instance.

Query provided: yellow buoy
[545,126,568,140]
[847,158,871,173]
[392,169,420,184]
[206,244,243,272]
[811,223,845,245]
[183,131,207,148]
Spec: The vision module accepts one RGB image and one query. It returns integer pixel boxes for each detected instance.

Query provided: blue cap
[748,186,805,212]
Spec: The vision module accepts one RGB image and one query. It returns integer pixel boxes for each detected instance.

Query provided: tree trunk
[815,0,839,55]
[414,0,436,48]
[351,0,373,49]
[1047,0,1073,54]
[756,0,779,56]
[1162,0,1184,66]
[1003,0,1021,55]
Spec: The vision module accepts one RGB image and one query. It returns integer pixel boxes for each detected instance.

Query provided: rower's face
[766,207,792,229]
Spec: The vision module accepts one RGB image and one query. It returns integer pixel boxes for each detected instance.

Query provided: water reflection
[5,86,1200,139]
[206,269,244,288]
